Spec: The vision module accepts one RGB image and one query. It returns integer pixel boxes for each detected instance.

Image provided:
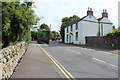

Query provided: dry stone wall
[0,42,27,80]
[85,36,120,49]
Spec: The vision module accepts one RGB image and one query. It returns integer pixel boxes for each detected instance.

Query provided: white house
[65,8,98,44]
[98,9,113,36]
[64,8,113,45]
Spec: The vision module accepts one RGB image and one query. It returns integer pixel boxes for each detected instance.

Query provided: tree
[2,1,39,47]
[60,15,80,42]
[39,23,49,29]
[50,31,57,35]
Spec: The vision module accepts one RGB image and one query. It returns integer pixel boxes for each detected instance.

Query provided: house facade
[64,8,113,45]
[98,9,113,36]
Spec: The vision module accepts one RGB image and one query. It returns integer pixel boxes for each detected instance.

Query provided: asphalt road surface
[40,41,118,78]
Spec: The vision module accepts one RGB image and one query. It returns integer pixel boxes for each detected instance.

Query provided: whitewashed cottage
[98,9,113,36]
[64,8,113,45]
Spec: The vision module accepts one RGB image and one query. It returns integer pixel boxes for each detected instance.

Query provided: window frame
[67,35,68,42]
[76,32,78,41]
[71,25,73,31]
[67,27,68,33]
[76,22,78,30]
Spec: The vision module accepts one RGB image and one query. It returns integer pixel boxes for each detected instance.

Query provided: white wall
[71,24,75,43]
[100,17,113,36]
[65,15,98,44]
[100,23,113,36]
[80,16,98,44]
[74,21,82,44]
[64,28,67,43]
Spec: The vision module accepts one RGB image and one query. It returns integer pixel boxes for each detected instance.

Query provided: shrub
[105,28,120,37]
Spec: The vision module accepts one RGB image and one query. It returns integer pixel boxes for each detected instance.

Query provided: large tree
[2,1,39,47]
[60,15,80,42]
[39,23,49,29]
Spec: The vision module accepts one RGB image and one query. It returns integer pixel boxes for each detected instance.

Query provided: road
[40,41,118,78]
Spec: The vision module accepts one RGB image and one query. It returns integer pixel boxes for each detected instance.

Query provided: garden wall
[0,42,27,80]
[85,36,120,49]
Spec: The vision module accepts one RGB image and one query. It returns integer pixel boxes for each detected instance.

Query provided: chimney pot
[90,8,92,11]
[105,10,107,13]
[87,7,93,16]
[103,9,105,12]
[102,9,108,18]
[88,7,90,11]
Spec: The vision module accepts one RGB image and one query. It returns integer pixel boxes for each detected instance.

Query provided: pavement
[11,42,60,78]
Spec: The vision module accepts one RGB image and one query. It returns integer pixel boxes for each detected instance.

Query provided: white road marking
[100,51,118,56]
[93,57,106,63]
[66,49,81,54]
[93,57,118,68]
[75,52,81,54]
[109,64,118,68]
[59,47,62,48]
[74,47,118,56]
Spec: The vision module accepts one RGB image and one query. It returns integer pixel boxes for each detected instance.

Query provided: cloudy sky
[33,0,119,32]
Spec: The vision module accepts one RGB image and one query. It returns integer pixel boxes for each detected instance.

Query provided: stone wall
[0,42,27,80]
[85,36,120,49]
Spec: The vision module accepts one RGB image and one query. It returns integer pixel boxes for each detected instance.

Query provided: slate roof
[97,17,112,24]
[97,17,103,21]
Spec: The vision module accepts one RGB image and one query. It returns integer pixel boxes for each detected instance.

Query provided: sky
[33,0,119,32]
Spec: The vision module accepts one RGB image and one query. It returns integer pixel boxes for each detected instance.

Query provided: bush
[105,28,120,37]
[25,31,32,43]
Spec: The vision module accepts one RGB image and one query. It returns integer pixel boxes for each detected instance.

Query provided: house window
[76,32,78,41]
[67,35,68,42]
[76,23,78,30]
[67,27,68,33]
[71,25,73,31]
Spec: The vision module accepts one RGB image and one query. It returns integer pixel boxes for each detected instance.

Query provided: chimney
[102,9,108,18]
[87,7,93,16]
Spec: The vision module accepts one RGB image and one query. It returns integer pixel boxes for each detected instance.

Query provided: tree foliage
[31,31,38,40]
[2,2,39,47]
[39,23,49,29]
[60,15,80,42]
[50,31,57,35]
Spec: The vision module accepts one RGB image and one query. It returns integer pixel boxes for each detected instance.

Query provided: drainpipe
[101,24,103,36]
[98,22,100,36]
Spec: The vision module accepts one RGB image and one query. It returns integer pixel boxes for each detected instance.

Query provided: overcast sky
[33,0,119,32]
